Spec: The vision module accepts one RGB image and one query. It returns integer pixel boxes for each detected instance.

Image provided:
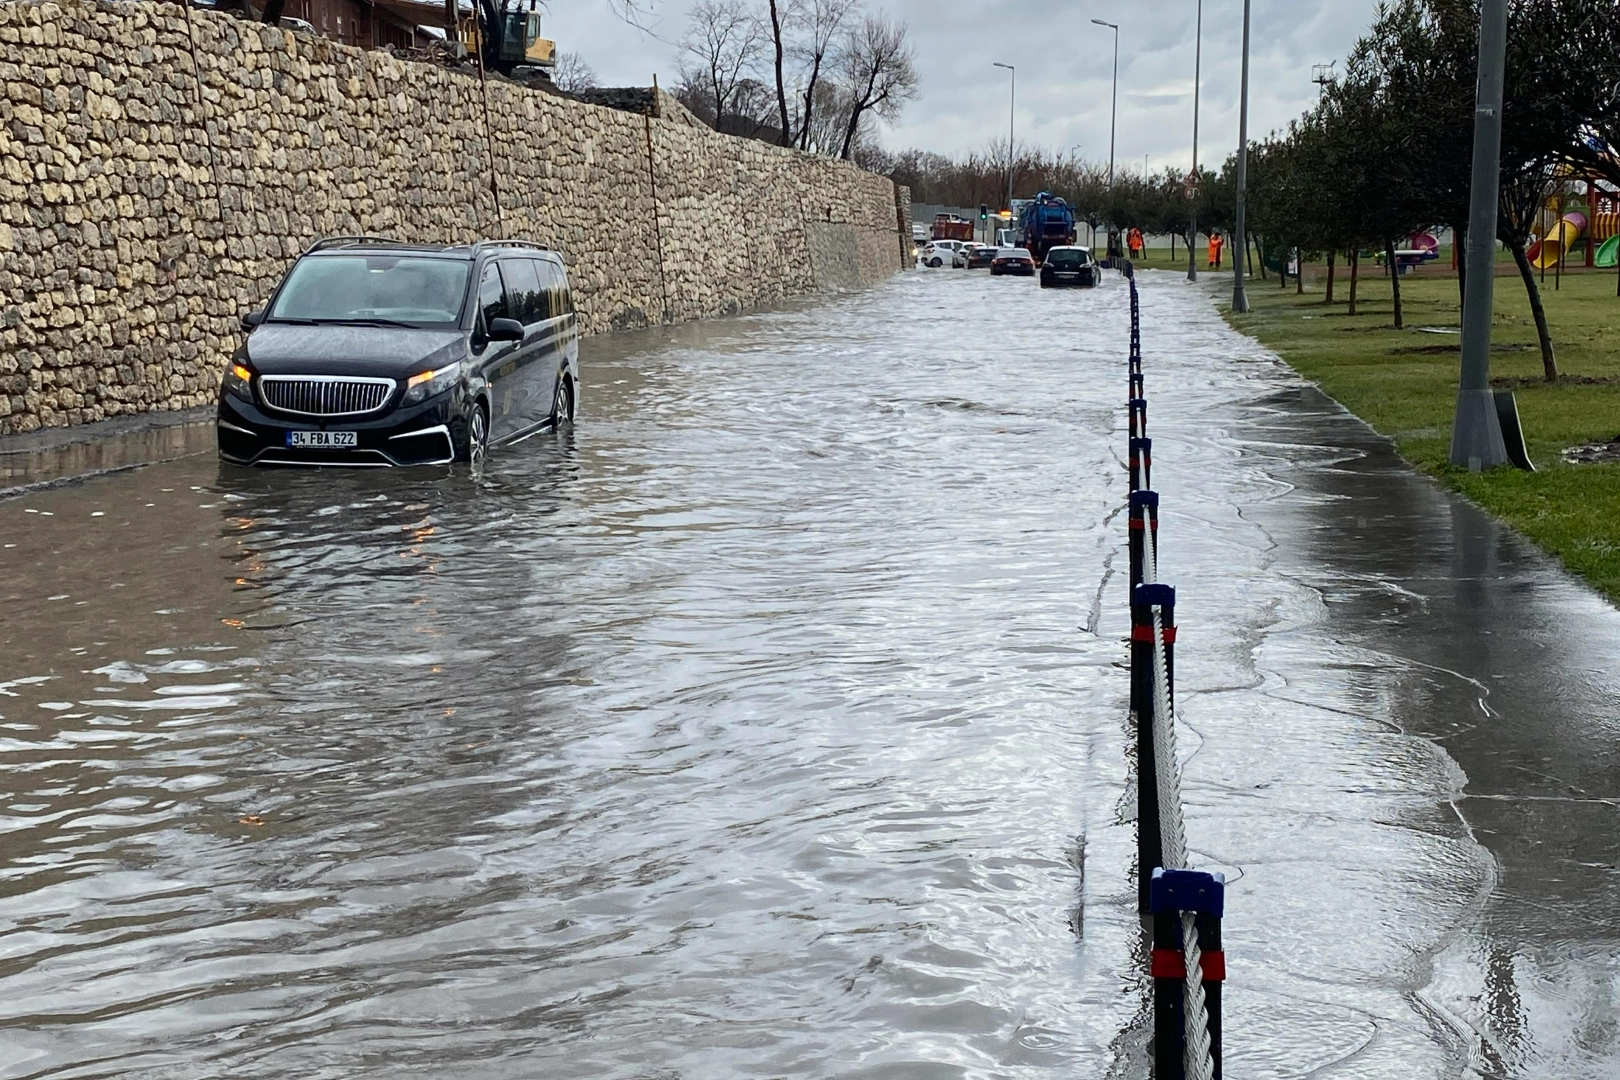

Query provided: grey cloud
[544,0,1381,171]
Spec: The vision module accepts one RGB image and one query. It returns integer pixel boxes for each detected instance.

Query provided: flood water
[1,270,1616,1079]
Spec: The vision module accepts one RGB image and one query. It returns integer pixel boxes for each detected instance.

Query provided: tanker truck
[1018,192,1077,260]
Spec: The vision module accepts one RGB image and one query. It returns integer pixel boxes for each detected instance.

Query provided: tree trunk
[1325,250,1336,304]
[768,1,791,147]
[1296,248,1305,294]
[1509,238,1558,382]
[798,56,824,150]
[1253,233,1266,279]
[1348,250,1360,316]
[261,0,286,23]
[1386,240,1403,329]
[839,103,866,160]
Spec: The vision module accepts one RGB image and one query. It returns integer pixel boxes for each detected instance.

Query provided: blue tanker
[1018,192,1078,260]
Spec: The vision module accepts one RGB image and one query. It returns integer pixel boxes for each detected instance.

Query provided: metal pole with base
[1230,0,1251,313]
[1092,20,1119,191]
[993,63,1016,215]
[1449,0,1511,470]
[1187,0,1202,283]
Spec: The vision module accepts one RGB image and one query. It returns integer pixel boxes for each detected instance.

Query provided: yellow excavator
[460,2,555,70]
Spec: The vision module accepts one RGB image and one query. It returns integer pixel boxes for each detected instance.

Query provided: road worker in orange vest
[1208,232,1225,269]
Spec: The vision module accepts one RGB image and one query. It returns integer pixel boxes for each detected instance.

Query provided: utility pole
[993,62,1016,214]
[1449,0,1510,469]
[1312,61,1336,101]
[1092,20,1119,190]
[1231,0,1251,313]
[1187,0,1202,282]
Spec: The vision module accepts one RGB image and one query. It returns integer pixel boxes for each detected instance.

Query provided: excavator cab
[461,8,555,69]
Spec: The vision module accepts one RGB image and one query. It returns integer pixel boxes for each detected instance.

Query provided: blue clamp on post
[1128,490,1160,511]
[1133,582,1175,608]
[1150,867,1225,917]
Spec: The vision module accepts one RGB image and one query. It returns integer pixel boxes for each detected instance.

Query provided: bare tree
[836,14,918,161]
[792,0,857,151]
[680,0,767,131]
[552,51,599,92]
[766,0,794,146]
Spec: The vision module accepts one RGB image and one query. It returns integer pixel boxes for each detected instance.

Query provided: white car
[919,240,968,268]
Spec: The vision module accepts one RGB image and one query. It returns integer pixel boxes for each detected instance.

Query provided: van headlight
[222,361,253,400]
[401,361,461,407]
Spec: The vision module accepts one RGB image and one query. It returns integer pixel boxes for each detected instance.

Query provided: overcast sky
[545,0,1384,173]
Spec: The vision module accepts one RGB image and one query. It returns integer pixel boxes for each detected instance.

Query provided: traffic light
[979,204,989,222]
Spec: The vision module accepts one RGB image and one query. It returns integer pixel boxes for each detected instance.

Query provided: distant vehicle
[912,223,929,243]
[1017,191,1078,261]
[278,16,316,33]
[920,240,969,268]
[218,237,579,468]
[989,247,1037,276]
[955,242,996,269]
[931,214,975,242]
[1040,246,1101,288]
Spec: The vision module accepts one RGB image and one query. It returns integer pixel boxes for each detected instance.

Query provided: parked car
[989,247,1037,276]
[1040,245,1101,288]
[919,240,968,268]
[217,237,579,468]
[954,242,996,269]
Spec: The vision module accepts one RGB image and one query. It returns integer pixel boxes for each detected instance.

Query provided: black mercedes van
[216,237,580,467]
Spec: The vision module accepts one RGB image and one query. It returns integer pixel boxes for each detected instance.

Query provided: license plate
[287,430,357,449]
[1057,272,1078,278]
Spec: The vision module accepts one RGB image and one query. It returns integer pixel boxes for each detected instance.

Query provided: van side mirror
[487,317,524,341]
[241,310,265,331]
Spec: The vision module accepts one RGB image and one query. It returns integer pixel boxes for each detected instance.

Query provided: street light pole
[1231,0,1252,313]
[993,62,1015,219]
[1187,0,1202,282]
[1091,19,1118,190]
[1449,0,1510,469]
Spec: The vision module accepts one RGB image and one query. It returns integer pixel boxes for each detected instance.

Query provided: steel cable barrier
[1123,264,1223,1080]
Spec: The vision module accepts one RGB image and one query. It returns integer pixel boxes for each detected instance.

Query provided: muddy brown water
[1,271,1616,1078]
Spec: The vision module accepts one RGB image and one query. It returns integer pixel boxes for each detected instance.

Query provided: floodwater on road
[0,269,1616,1079]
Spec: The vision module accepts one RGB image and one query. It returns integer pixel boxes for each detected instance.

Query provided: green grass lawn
[1221,264,1620,602]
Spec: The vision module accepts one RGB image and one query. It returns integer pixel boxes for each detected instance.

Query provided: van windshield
[268,256,470,327]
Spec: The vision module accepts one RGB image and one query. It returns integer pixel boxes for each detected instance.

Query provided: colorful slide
[1597,235,1620,269]
[1529,211,1587,269]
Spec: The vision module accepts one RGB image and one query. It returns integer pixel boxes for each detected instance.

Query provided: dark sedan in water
[989,248,1037,276]
[216,237,579,467]
[1040,246,1102,288]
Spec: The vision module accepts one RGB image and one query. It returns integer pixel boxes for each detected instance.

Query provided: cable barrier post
[1129,437,1152,494]
[1130,574,1167,914]
[1151,868,1225,1080]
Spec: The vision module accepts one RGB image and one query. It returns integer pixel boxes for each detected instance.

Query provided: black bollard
[1150,868,1226,1080]
[1130,580,1174,915]
[1127,491,1159,590]
[1130,370,1146,401]
[1129,437,1152,492]
[1129,398,1148,442]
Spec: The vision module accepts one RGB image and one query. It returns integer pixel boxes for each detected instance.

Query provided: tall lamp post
[1449,0,1510,469]
[1091,19,1118,190]
[993,62,1015,219]
[1231,0,1252,313]
[1187,0,1203,282]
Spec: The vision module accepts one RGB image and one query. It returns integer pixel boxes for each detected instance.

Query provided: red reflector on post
[1150,949,1225,981]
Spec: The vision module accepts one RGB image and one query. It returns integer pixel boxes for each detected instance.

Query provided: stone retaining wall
[0,0,908,434]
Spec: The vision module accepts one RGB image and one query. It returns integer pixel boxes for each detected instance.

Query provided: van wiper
[328,317,424,330]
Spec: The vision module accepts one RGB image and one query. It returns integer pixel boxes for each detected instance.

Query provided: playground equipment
[1529,210,1587,269]
[1523,180,1620,269]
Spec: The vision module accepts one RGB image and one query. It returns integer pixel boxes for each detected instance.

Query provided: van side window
[478,263,507,329]
[540,258,573,316]
[501,258,543,325]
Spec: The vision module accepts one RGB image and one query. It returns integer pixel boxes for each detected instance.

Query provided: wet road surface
[1,270,1616,1078]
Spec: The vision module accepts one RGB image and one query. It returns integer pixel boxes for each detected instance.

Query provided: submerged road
[0,270,1616,1079]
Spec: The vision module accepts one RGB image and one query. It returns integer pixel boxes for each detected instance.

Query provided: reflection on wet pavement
[0,270,1615,1078]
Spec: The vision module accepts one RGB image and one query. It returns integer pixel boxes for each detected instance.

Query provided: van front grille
[260,376,395,417]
